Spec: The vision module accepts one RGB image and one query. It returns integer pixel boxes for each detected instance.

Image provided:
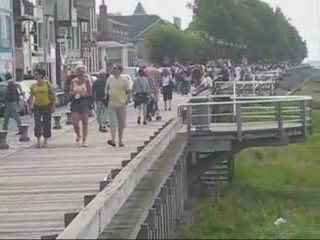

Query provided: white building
[32,0,57,86]
[0,0,14,80]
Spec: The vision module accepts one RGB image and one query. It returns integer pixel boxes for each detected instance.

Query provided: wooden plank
[0,95,187,239]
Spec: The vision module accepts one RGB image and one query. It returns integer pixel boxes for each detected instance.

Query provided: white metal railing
[178,95,312,140]
[213,80,276,97]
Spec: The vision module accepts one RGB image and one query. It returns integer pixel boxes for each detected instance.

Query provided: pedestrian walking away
[93,70,109,132]
[105,64,131,147]
[69,65,93,147]
[161,69,174,111]
[133,68,150,125]
[2,78,23,133]
[28,69,55,148]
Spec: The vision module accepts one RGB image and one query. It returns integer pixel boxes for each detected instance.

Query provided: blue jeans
[2,102,22,131]
[95,101,109,126]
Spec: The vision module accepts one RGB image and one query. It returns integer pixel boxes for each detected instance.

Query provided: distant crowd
[0,59,295,148]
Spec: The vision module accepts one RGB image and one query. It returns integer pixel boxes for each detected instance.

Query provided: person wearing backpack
[28,68,55,148]
[2,78,23,133]
[132,68,150,125]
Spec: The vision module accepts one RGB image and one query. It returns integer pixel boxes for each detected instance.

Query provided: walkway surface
[0,94,188,239]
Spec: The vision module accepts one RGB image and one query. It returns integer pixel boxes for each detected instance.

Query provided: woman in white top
[161,69,174,111]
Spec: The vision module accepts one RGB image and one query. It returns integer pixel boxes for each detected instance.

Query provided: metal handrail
[178,95,312,140]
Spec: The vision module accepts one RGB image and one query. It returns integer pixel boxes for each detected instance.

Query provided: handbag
[102,84,110,108]
[134,78,148,106]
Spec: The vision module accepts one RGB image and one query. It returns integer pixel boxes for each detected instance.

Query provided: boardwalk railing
[178,95,312,140]
[213,80,276,96]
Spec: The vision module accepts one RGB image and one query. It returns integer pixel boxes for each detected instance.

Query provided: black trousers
[34,105,52,138]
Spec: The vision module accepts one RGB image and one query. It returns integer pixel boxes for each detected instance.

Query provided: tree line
[145,0,307,65]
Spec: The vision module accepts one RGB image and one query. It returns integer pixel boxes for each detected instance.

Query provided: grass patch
[180,111,320,239]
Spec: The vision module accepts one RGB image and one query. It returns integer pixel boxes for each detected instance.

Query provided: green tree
[189,0,307,62]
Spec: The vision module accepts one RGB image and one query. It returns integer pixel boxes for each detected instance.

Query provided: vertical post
[233,80,236,116]
[236,103,242,141]
[187,106,191,138]
[301,100,307,137]
[276,101,284,138]
[54,0,61,88]
[42,0,49,77]
[308,100,313,135]
[10,0,15,81]
[207,103,211,130]
[154,198,162,239]
[228,157,235,181]
[137,224,149,240]
[253,74,256,95]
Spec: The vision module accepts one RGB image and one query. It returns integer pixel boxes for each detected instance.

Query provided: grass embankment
[181,79,320,239]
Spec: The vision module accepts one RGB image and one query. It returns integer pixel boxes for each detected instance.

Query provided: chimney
[98,0,108,32]
[100,0,107,16]
[173,17,181,30]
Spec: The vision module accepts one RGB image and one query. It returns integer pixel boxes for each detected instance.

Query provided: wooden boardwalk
[0,94,188,239]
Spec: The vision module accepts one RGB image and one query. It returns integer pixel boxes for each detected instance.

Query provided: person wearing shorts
[105,64,131,147]
[161,69,174,111]
[69,65,92,147]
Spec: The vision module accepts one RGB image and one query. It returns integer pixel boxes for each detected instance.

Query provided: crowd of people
[0,59,294,148]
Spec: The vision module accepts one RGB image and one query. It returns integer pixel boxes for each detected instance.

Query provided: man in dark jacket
[93,67,111,132]
[2,79,23,133]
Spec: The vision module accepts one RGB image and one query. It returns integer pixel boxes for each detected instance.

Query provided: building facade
[0,0,14,80]
[97,1,181,67]
[13,0,34,81]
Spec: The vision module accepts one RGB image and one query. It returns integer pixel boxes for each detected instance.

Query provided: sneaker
[42,139,48,147]
[143,120,147,125]
[36,138,41,148]
[169,108,172,111]
[137,116,141,125]
[107,140,116,147]
[82,142,88,147]
[76,136,81,143]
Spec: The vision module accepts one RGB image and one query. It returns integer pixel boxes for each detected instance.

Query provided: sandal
[107,140,116,147]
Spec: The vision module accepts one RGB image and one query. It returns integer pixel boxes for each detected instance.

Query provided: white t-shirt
[205,76,213,88]
[162,76,171,87]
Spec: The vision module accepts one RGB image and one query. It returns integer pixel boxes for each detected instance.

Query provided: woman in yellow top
[28,69,55,148]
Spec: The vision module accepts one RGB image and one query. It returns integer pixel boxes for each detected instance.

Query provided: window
[0,15,12,48]
[0,16,2,47]
[38,22,43,48]
[74,27,79,49]
[106,48,122,64]
[49,21,55,43]
[5,16,11,47]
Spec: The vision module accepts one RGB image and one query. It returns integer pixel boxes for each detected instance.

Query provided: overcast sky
[98,0,319,60]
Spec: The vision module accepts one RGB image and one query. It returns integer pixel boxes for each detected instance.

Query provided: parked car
[0,81,29,117]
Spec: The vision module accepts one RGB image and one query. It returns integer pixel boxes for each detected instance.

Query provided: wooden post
[0,131,9,150]
[301,100,307,137]
[146,209,157,239]
[228,157,235,181]
[66,111,72,125]
[207,104,211,130]
[154,198,163,239]
[187,106,191,138]
[236,103,243,141]
[276,102,284,138]
[137,224,149,240]
[308,100,313,135]
[53,115,62,129]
